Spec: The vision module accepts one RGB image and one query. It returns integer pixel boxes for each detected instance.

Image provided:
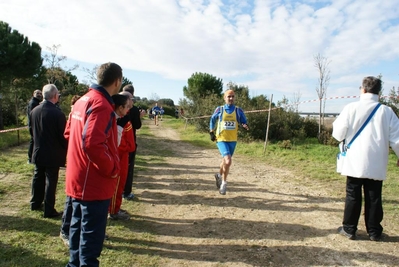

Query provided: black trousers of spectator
[28,137,34,162]
[123,151,136,196]
[30,165,60,216]
[342,176,383,237]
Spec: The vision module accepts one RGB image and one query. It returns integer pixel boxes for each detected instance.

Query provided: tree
[291,90,302,113]
[226,82,251,109]
[121,77,133,90]
[149,93,160,101]
[81,65,99,85]
[158,98,175,107]
[60,71,86,96]
[43,44,78,85]
[183,72,223,101]
[0,21,42,129]
[314,53,330,138]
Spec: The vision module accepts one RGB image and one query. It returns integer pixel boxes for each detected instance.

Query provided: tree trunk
[0,82,4,130]
[318,98,322,136]
[0,100,4,130]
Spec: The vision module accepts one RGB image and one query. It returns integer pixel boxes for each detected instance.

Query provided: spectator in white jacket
[332,76,399,242]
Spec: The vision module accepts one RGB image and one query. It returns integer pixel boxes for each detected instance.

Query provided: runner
[152,102,161,126]
[209,89,249,195]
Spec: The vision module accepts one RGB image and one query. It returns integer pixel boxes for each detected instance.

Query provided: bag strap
[347,103,381,149]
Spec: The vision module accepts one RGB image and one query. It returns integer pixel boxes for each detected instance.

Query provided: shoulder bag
[337,103,381,173]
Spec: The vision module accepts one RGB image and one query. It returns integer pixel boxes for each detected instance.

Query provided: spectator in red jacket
[64,62,123,267]
[108,92,136,220]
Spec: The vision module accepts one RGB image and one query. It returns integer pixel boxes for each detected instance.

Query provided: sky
[1,0,399,112]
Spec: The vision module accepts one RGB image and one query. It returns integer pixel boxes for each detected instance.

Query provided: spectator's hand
[242,123,249,130]
[140,110,146,118]
[210,132,216,142]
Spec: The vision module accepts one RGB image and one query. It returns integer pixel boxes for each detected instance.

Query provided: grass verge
[0,124,167,267]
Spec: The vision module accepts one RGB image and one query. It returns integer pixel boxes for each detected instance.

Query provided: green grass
[0,127,30,150]
[0,124,170,267]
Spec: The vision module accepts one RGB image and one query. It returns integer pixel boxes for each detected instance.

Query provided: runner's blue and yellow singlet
[216,107,238,142]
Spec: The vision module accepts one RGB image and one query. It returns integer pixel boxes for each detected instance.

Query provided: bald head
[122,84,134,95]
[33,90,42,100]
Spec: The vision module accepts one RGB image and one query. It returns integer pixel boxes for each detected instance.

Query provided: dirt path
[133,119,399,267]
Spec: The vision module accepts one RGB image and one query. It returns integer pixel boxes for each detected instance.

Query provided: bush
[278,140,292,149]
[303,118,319,138]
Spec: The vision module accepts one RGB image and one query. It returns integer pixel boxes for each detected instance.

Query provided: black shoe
[214,173,222,189]
[337,226,356,240]
[44,210,62,218]
[31,203,44,211]
[369,235,382,242]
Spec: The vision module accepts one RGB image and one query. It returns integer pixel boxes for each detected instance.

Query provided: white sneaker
[219,183,227,195]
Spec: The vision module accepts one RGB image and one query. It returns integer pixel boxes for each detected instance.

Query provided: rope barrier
[182,95,361,120]
[1,94,396,133]
[0,126,28,134]
[182,94,397,120]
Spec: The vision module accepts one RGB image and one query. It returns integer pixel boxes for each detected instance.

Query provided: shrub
[278,140,292,149]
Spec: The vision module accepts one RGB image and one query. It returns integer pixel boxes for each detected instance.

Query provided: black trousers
[28,137,34,162]
[123,151,136,196]
[30,165,60,216]
[343,176,383,237]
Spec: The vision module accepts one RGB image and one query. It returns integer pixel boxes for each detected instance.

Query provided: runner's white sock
[221,181,227,185]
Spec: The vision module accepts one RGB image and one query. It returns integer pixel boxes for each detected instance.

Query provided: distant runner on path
[152,103,161,126]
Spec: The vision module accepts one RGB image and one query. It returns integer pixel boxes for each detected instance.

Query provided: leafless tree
[43,44,78,84]
[82,65,99,85]
[314,53,331,137]
[291,90,302,113]
[150,93,160,101]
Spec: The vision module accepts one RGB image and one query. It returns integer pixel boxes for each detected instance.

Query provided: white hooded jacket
[332,93,399,180]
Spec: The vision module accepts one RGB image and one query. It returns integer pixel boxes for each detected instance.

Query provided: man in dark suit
[30,84,67,218]
[27,89,43,163]
[120,84,145,200]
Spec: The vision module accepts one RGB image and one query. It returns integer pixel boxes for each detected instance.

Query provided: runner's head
[224,89,235,105]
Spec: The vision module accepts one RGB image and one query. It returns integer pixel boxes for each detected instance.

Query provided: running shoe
[219,183,227,195]
[214,173,222,189]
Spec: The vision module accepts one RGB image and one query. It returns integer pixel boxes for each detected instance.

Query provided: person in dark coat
[30,84,67,218]
[120,84,145,200]
[27,89,43,163]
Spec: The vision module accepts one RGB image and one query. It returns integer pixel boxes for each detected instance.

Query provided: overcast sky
[1,0,398,112]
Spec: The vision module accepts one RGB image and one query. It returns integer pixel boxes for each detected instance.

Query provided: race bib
[223,121,236,130]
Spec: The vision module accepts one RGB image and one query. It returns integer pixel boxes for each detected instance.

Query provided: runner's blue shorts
[217,141,237,157]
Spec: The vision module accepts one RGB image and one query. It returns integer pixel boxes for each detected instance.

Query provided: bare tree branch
[314,53,331,138]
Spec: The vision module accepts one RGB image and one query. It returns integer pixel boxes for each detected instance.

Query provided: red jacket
[118,121,136,155]
[64,85,120,201]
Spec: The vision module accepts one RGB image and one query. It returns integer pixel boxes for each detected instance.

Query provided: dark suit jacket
[27,97,41,134]
[30,100,67,167]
